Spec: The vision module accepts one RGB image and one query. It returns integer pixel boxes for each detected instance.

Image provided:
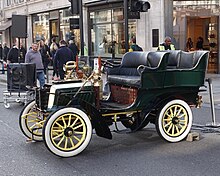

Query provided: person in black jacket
[39,39,51,74]
[19,43,27,63]
[7,44,19,64]
[68,40,79,60]
[54,40,74,80]
[3,43,10,62]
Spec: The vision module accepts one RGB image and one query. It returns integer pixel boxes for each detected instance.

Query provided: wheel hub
[172,117,179,125]
[64,127,74,137]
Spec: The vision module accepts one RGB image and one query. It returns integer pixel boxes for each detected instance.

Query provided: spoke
[74,131,84,134]
[52,129,64,132]
[178,123,183,128]
[176,108,182,117]
[52,133,63,140]
[55,121,64,130]
[72,124,83,130]
[29,123,38,130]
[67,114,72,127]
[178,113,186,119]
[70,116,79,128]
[73,135,81,142]
[164,121,172,128]
[172,124,175,135]
[175,125,180,134]
[167,123,173,133]
[169,108,174,118]
[28,119,40,123]
[57,136,65,147]
[69,137,75,147]
[165,111,172,118]
[62,116,67,128]
[64,137,68,149]
[174,106,177,116]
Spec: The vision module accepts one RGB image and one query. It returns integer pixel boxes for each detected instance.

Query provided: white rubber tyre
[19,100,43,141]
[156,99,192,143]
[43,107,92,157]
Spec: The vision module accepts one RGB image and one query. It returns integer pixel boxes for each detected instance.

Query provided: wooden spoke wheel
[156,99,192,142]
[43,107,92,157]
[19,100,45,141]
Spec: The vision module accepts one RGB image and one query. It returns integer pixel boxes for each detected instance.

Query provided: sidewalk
[0,71,220,105]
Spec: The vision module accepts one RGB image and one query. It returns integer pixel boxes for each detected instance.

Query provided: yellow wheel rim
[162,104,188,137]
[50,113,86,151]
[23,110,45,137]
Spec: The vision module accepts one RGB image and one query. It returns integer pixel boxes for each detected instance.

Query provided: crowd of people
[0,38,79,88]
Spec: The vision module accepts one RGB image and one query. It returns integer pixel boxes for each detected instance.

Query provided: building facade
[0,0,219,72]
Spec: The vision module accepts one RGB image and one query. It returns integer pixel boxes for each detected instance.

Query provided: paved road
[1,84,220,176]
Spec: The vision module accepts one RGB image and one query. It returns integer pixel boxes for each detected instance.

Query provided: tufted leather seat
[166,50,209,70]
[107,51,166,87]
[107,52,149,87]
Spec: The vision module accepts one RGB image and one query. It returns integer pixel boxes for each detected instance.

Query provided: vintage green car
[19,50,209,157]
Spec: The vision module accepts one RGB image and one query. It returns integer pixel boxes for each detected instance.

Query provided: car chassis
[19,50,209,157]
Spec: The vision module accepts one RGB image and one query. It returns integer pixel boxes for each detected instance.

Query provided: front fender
[80,100,112,140]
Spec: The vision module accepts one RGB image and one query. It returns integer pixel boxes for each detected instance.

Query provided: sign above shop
[70,18,79,29]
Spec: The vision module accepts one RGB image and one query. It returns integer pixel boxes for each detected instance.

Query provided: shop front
[173,0,220,73]
[86,1,137,58]
[32,9,80,46]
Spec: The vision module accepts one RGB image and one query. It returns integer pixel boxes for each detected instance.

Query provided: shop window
[32,13,49,43]
[59,9,80,48]
[90,8,136,58]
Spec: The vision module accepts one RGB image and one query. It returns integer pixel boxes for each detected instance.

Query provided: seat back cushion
[193,51,207,67]
[147,52,163,68]
[178,51,194,69]
[121,52,149,68]
[167,50,181,68]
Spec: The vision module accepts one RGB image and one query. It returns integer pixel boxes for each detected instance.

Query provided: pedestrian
[186,37,194,51]
[196,36,203,50]
[7,42,19,64]
[39,39,51,75]
[25,42,45,89]
[68,40,79,60]
[129,37,143,52]
[158,36,175,51]
[0,44,4,74]
[54,40,75,80]
[3,43,10,62]
[20,43,27,63]
[50,37,59,80]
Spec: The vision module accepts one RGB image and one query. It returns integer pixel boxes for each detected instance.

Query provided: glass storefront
[90,7,136,58]
[173,0,220,73]
[32,12,49,43]
[32,9,80,46]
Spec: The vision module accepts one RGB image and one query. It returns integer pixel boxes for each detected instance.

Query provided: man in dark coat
[54,40,75,80]
[68,40,79,60]
[3,43,10,62]
[7,44,19,63]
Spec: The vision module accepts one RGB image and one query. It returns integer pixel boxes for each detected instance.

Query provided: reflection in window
[90,8,136,58]
[32,13,49,43]
[59,9,80,48]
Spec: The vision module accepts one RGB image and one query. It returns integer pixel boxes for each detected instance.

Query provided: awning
[0,20,12,31]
